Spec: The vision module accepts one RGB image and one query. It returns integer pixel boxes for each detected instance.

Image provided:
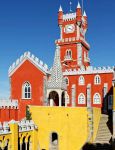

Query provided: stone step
[94,114,112,144]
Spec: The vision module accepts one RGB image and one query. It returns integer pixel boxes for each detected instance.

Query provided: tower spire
[83,11,87,17]
[59,5,63,12]
[77,1,81,8]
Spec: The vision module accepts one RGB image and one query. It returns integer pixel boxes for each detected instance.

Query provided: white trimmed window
[94,75,101,85]
[79,76,85,85]
[93,93,101,104]
[22,82,31,99]
[78,93,86,104]
[65,49,72,60]
[65,77,69,86]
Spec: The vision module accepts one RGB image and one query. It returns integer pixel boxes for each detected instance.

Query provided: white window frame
[78,93,86,104]
[79,76,85,85]
[93,93,101,104]
[22,82,31,99]
[94,75,101,85]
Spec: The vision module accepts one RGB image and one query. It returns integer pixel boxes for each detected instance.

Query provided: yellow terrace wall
[92,108,101,142]
[30,106,88,150]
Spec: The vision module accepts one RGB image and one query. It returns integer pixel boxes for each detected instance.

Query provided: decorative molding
[63,66,114,76]
[8,51,49,77]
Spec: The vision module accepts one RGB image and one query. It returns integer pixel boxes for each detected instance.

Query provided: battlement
[18,120,37,132]
[63,66,114,76]
[0,119,37,134]
[8,51,49,77]
[63,13,76,21]
[55,37,90,49]
[0,99,18,109]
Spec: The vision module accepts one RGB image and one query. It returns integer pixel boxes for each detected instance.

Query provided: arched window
[65,77,69,86]
[22,82,31,99]
[78,93,86,104]
[94,75,101,85]
[93,93,101,104]
[65,49,72,60]
[79,76,85,85]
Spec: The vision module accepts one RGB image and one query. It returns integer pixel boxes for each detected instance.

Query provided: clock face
[65,24,75,33]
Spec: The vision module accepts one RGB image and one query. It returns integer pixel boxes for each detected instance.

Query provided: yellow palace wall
[30,106,88,150]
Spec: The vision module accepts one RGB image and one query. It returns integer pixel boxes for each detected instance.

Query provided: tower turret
[83,11,88,29]
[76,2,82,25]
[58,5,63,26]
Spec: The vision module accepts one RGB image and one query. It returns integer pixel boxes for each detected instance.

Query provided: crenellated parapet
[63,13,76,21]
[0,119,37,135]
[18,120,37,132]
[63,66,114,76]
[55,36,90,49]
[0,99,18,109]
[8,51,49,77]
[0,119,38,150]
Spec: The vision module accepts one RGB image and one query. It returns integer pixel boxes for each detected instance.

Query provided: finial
[83,11,87,17]
[59,5,63,12]
[70,1,72,12]
[77,1,81,8]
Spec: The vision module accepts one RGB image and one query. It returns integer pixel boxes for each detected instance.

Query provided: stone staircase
[94,114,112,144]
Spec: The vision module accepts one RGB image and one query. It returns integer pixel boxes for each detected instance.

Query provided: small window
[94,75,101,85]
[65,77,69,86]
[93,93,101,104]
[22,82,31,99]
[65,49,72,60]
[79,76,85,85]
[78,93,86,104]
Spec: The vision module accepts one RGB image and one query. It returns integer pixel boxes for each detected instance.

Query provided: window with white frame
[65,49,72,60]
[78,93,86,104]
[79,76,85,85]
[65,77,69,86]
[94,75,101,85]
[22,82,31,99]
[93,93,101,104]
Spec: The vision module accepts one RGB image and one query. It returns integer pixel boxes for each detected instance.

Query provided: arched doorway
[49,91,59,106]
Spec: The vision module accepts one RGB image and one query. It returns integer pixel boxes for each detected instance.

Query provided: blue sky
[0,0,115,98]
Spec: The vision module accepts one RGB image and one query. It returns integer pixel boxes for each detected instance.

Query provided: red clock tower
[56,2,90,70]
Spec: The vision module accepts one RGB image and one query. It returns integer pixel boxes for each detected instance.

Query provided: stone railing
[8,51,49,76]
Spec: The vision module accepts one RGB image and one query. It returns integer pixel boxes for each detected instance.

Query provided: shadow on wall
[82,143,112,150]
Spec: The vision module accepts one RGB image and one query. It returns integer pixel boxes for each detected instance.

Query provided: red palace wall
[10,60,46,120]
[0,107,18,122]
[66,73,113,108]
